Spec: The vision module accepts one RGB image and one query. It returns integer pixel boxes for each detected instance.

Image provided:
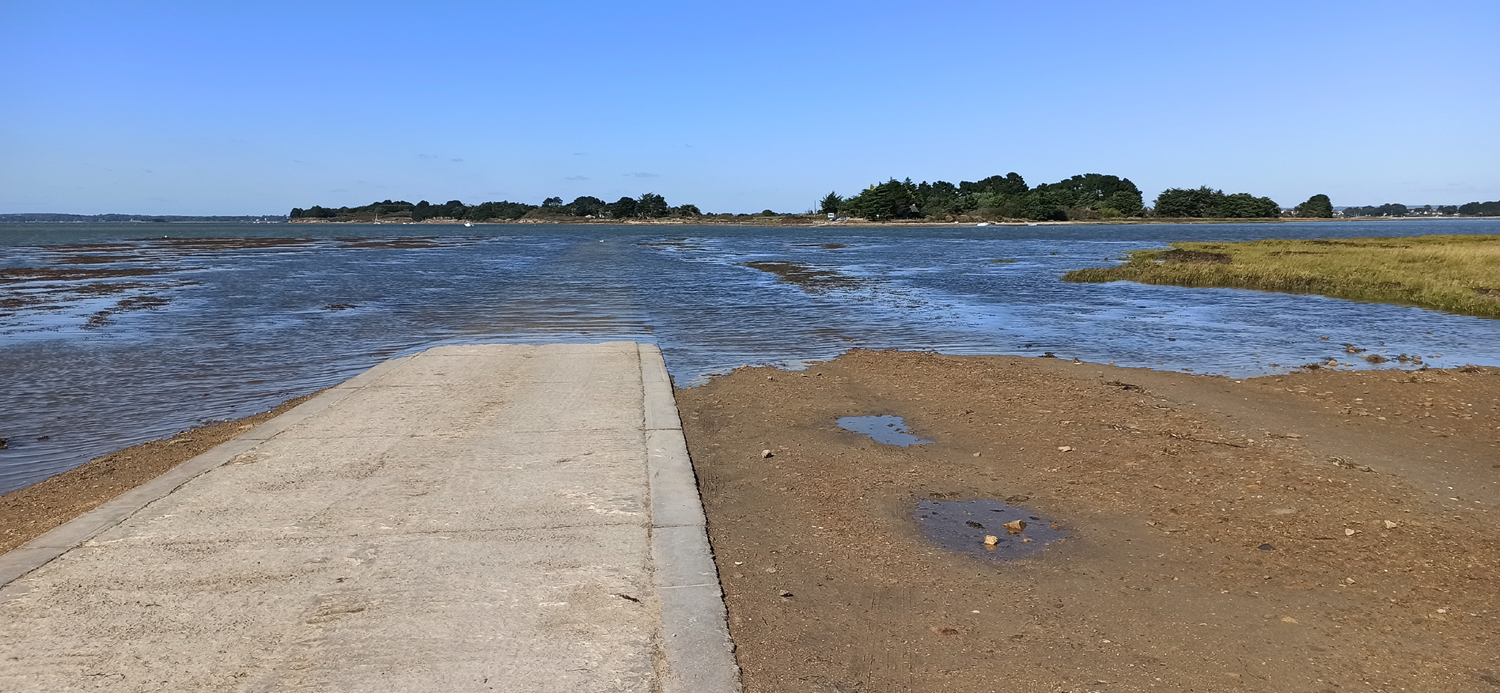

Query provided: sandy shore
[677,351,1499,692]
[0,393,318,555]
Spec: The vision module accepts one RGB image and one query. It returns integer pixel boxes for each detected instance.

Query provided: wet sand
[0,393,318,555]
[677,351,1499,692]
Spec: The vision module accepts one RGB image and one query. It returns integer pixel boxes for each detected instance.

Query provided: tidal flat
[680,350,1500,692]
[4,220,1500,495]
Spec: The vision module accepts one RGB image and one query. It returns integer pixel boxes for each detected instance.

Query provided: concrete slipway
[0,343,739,692]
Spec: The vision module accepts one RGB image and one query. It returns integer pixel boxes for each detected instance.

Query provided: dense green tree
[608,196,638,219]
[1154,187,1220,217]
[542,196,563,208]
[1154,187,1278,218]
[819,192,843,215]
[915,180,970,216]
[1210,192,1280,218]
[566,196,607,217]
[1033,174,1142,214]
[373,200,412,215]
[1294,194,1334,218]
[291,205,337,219]
[841,179,920,220]
[465,200,536,221]
[960,172,1028,196]
[672,204,702,216]
[1018,191,1068,221]
[971,191,1023,217]
[1103,189,1145,216]
[293,197,554,222]
[1343,203,1412,217]
[894,171,1144,219]
[432,200,467,219]
[637,192,669,218]
[1458,200,1500,216]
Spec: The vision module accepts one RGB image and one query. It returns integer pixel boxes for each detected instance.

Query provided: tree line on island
[818,174,1309,221]
[291,195,703,223]
[1340,201,1500,218]
[289,174,1500,223]
[821,173,1145,221]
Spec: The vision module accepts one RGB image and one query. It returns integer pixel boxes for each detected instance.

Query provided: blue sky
[2,1,1496,215]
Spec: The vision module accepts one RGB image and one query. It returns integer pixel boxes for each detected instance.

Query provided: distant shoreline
[0,215,285,224]
[2,215,1490,227]
[285,215,1490,227]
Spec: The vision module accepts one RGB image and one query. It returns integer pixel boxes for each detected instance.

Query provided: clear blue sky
[2,1,1496,215]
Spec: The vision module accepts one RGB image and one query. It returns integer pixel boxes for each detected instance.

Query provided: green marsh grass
[1062,235,1500,318]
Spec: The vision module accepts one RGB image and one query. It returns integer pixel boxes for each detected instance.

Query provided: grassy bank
[1063,234,1500,318]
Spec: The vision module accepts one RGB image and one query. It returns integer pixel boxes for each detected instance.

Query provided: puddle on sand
[915,499,1068,561]
[837,415,932,446]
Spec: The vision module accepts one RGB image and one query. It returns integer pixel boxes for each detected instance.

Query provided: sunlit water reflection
[3,220,1498,492]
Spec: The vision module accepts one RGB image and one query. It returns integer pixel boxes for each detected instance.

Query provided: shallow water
[836,415,932,446]
[3,219,1499,493]
[914,499,1067,561]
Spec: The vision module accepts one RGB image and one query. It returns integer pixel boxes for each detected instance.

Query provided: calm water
[837,416,933,447]
[914,499,1068,561]
[3,220,1498,493]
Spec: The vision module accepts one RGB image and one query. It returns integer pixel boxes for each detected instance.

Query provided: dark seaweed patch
[337,238,444,249]
[0,267,165,283]
[742,261,863,292]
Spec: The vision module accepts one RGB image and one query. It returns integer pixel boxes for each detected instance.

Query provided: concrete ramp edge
[640,343,743,693]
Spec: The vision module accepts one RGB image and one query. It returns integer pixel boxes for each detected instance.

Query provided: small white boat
[464,222,473,227]
[976,222,990,227]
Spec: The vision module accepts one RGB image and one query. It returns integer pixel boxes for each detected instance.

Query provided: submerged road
[0,343,738,692]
